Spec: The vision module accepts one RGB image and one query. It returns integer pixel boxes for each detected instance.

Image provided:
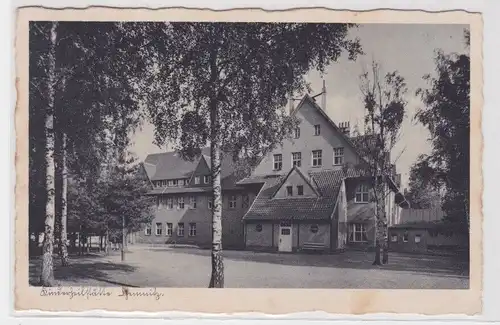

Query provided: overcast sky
[130,23,469,189]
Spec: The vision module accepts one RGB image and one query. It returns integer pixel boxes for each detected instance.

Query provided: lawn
[29,246,469,289]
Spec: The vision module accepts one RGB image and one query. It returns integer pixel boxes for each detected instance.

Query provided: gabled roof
[270,166,321,198]
[144,147,210,181]
[243,169,345,221]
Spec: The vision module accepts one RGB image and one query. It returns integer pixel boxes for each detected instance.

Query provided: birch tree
[139,22,362,287]
[357,61,407,265]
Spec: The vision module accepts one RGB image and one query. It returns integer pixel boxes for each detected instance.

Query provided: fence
[399,207,445,224]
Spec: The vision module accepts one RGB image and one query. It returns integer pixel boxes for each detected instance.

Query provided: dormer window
[286,186,293,197]
[194,176,200,185]
[179,179,185,186]
[314,124,321,136]
[204,175,211,184]
[297,185,304,196]
[355,184,370,203]
[293,127,300,139]
[172,179,178,186]
[334,147,344,165]
[167,179,174,186]
[273,154,283,171]
[292,152,301,167]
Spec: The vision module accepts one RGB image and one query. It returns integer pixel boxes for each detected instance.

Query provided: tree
[356,61,408,265]
[138,22,362,287]
[415,30,470,229]
[405,157,442,209]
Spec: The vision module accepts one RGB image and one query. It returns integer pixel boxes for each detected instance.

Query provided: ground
[29,246,469,289]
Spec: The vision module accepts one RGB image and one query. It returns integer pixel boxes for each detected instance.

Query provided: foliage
[405,157,442,209]
[415,34,470,227]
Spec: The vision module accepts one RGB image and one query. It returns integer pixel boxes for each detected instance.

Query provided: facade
[136,91,408,253]
[135,148,255,249]
[237,93,408,252]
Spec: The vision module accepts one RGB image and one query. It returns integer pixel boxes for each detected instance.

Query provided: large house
[136,90,408,252]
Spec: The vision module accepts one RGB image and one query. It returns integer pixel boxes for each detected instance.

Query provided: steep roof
[243,169,345,221]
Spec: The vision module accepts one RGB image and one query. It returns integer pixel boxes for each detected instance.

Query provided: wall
[273,170,317,198]
[389,228,428,253]
[252,99,360,177]
[245,222,274,249]
[298,223,331,249]
[400,208,445,224]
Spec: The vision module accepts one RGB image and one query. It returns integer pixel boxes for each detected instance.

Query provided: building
[137,89,409,253]
[135,148,253,249]
[236,92,408,252]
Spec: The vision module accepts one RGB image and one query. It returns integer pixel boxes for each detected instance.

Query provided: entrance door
[278,224,292,252]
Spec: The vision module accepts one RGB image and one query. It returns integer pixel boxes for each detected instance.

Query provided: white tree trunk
[40,21,58,286]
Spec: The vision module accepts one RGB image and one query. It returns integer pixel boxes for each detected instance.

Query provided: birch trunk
[372,180,388,265]
[40,22,58,286]
[121,216,126,261]
[55,129,69,266]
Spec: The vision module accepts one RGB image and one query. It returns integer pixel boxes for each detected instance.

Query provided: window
[350,223,367,242]
[194,176,200,185]
[333,147,344,165]
[286,186,293,197]
[297,185,304,196]
[177,196,185,209]
[415,234,421,243]
[155,222,162,236]
[204,175,211,184]
[242,195,249,209]
[167,180,174,187]
[355,184,370,203]
[255,224,263,232]
[189,223,197,237]
[229,195,237,209]
[208,198,213,210]
[292,152,302,167]
[177,223,184,236]
[162,180,167,187]
[172,179,178,187]
[179,179,185,186]
[190,196,197,209]
[167,197,173,209]
[312,150,322,167]
[145,224,152,236]
[403,232,409,242]
[273,154,283,171]
[314,124,321,136]
[294,127,301,139]
[281,228,291,235]
[310,224,319,233]
[391,234,398,242]
[166,223,173,236]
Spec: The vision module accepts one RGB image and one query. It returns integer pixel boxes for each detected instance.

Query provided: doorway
[278,221,292,252]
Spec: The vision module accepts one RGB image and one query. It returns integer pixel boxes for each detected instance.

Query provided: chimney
[321,79,326,111]
[288,97,294,115]
[339,121,350,137]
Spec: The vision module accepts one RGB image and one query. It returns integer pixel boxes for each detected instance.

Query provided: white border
[4,0,499,323]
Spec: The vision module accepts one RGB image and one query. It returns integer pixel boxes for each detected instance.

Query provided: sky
[130,23,469,189]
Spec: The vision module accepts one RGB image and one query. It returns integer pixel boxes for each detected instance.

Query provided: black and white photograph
[16,7,482,314]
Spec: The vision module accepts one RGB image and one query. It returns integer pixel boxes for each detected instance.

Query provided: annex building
[136,90,409,253]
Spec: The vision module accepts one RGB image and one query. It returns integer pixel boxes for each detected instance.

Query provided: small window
[162,180,167,187]
[208,198,213,210]
[297,185,304,196]
[190,196,197,209]
[166,223,173,236]
[155,222,162,236]
[167,180,174,186]
[177,223,185,237]
[333,147,344,165]
[403,232,409,242]
[172,179,178,186]
[391,234,398,242]
[273,154,283,171]
[314,124,321,136]
[204,175,211,184]
[242,195,250,209]
[177,196,185,209]
[355,184,370,203]
[415,234,421,243]
[145,224,152,236]
[350,223,367,242]
[312,150,322,167]
[286,186,293,197]
[189,223,197,237]
[255,224,263,232]
[194,176,200,185]
[281,228,291,235]
[292,152,302,167]
[167,197,173,209]
[229,195,237,209]
[294,127,300,139]
[310,224,319,233]
[179,179,185,186]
